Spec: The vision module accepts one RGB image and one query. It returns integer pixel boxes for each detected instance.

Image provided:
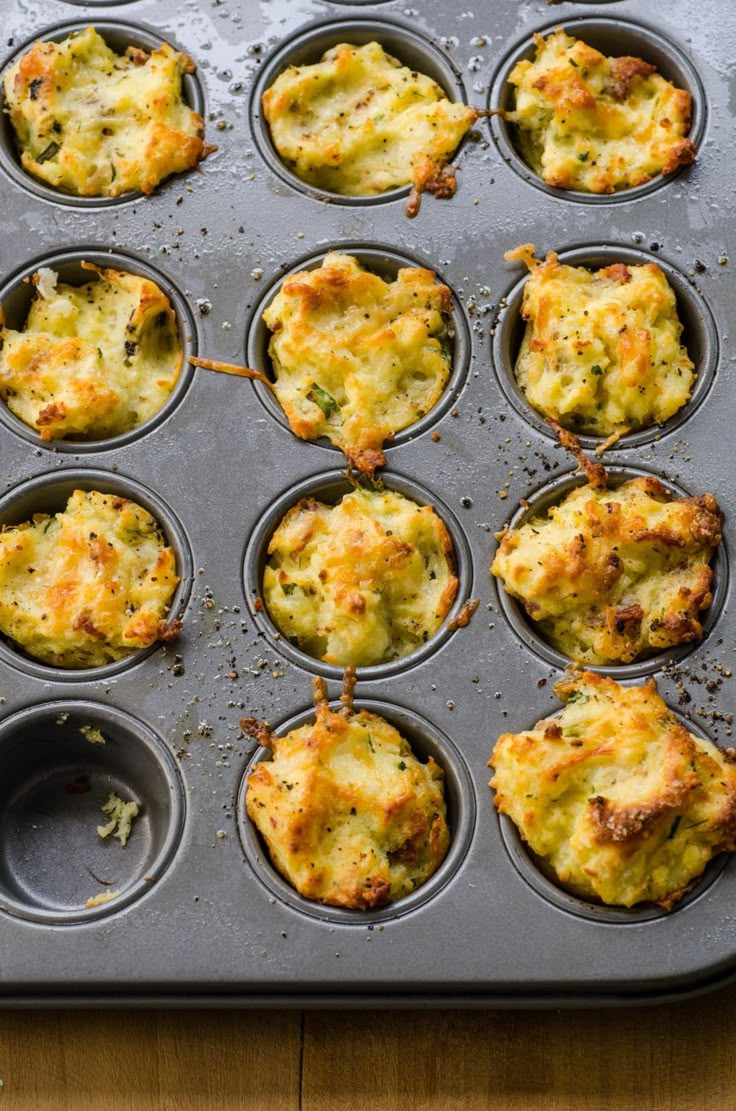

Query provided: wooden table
[1,987,735,1108]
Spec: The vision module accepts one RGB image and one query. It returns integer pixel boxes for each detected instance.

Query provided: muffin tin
[0,0,734,1007]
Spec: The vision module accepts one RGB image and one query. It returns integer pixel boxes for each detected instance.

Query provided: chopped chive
[590,364,604,376]
[281,582,297,596]
[306,382,340,419]
[36,141,60,163]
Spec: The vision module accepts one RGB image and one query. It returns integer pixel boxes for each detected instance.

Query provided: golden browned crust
[3,27,210,197]
[490,671,736,908]
[262,42,475,207]
[504,246,696,438]
[245,684,449,909]
[0,490,180,668]
[261,253,454,474]
[491,473,722,665]
[264,487,458,667]
[508,29,696,193]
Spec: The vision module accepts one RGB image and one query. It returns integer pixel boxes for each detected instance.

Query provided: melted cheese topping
[490,671,736,908]
[492,476,722,665]
[0,264,181,441]
[264,487,458,667]
[247,700,449,909]
[263,253,453,473]
[3,26,208,197]
[262,41,475,198]
[508,29,696,193]
[506,246,695,436]
[0,489,181,668]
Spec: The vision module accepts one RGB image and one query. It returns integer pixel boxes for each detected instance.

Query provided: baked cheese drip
[0,490,181,668]
[490,671,736,908]
[245,692,449,909]
[262,41,476,207]
[0,265,181,441]
[262,253,453,474]
[492,475,722,665]
[506,245,695,437]
[264,487,458,666]
[508,29,696,193]
[3,26,209,197]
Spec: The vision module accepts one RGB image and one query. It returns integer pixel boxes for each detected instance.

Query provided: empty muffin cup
[0,700,185,924]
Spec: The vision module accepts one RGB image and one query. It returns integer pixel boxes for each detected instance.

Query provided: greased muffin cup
[0,0,735,1007]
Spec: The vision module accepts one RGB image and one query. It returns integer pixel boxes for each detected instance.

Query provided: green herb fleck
[590,364,604,376]
[307,382,340,419]
[37,141,60,163]
[281,582,297,596]
[577,150,589,162]
[567,690,589,704]
[398,760,407,771]
[569,57,579,68]
[366,734,375,753]
[667,815,681,840]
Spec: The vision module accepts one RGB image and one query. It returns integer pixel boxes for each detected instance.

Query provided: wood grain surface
[0,987,735,1109]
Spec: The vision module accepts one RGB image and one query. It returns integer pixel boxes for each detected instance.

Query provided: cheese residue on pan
[0,264,182,442]
[0,489,182,668]
[262,41,476,211]
[492,474,722,665]
[264,487,458,667]
[490,671,736,908]
[244,676,449,909]
[97,793,140,847]
[262,253,454,474]
[80,724,106,745]
[505,244,695,438]
[3,26,210,197]
[507,29,696,193]
[85,888,121,909]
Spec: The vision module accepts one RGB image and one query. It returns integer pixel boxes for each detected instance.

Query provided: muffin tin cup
[0,247,197,452]
[243,468,474,680]
[0,19,207,209]
[0,468,194,682]
[250,17,470,208]
[245,243,471,457]
[488,16,706,204]
[493,465,730,679]
[494,705,729,925]
[0,700,185,925]
[237,697,476,926]
[492,243,719,451]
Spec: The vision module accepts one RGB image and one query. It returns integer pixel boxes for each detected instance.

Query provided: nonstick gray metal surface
[0,0,735,1007]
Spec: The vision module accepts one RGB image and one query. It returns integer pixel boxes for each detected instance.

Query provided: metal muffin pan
[0,0,734,1007]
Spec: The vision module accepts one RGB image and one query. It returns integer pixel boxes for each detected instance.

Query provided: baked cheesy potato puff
[490,671,736,909]
[262,253,453,474]
[3,27,210,197]
[0,265,181,441]
[505,245,695,438]
[508,29,696,193]
[262,41,476,213]
[492,475,722,666]
[0,490,181,668]
[264,487,458,667]
[243,677,449,909]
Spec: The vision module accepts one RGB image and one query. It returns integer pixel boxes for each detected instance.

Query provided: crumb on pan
[97,793,140,847]
[490,670,736,908]
[0,489,181,668]
[84,888,121,909]
[264,486,458,667]
[262,41,476,213]
[504,245,695,438]
[262,253,454,474]
[3,26,213,197]
[0,263,182,442]
[507,29,696,193]
[244,670,449,909]
[80,724,106,745]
